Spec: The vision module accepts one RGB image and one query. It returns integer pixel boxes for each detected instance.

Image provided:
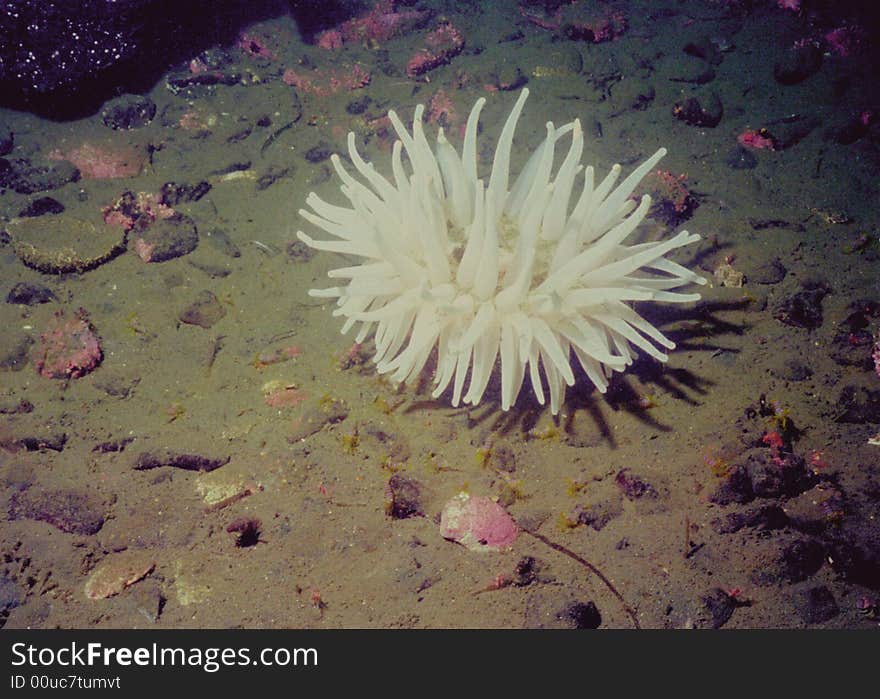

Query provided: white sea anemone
[298,89,705,414]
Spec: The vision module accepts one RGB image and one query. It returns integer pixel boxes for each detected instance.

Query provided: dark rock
[0,158,80,194]
[702,588,736,629]
[101,94,157,130]
[710,465,754,505]
[746,451,816,499]
[304,144,333,164]
[14,433,68,452]
[834,385,880,424]
[286,239,315,263]
[615,468,658,499]
[0,333,33,371]
[134,214,198,263]
[346,95,371,115]
[133,449,230,472]
[178,290,225,329]
[750,257,786,285]
[724,145,757,170]
[164,70,243,94]
[203,228,241,258]
[0,575,25,619]
[575,495,623,531]
[159,181,211,206]
[93,369,140,398]
[384,473,423,519]
[6,282,56,305]
[513,556,540,587]
[792,585,839,624]
[774,43,823,85]
[19,196,64,217]
[256,166,291,191]
[768,358,811,382]
[671,91,722,127]
[669,55,716,84]
[774,286,829,329]
[561,601,601,629]
[782,539,825,582]
[825,530,880,589]
[683,38,724,66]
[8,487,105,535]
[0,131,12,156]
[188,258,231,279]
[0,398,34,415]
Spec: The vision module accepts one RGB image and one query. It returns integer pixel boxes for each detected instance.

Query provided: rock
[710,465,754,505]
[32,309,102,379]
[834,385,880,424]
[178,290,225,329]
[781,539,826,582]
[19,196,64,217]
[746,451,816,499]
[671,91,722,127]
[783,486,843,532]
[774,286,829,329]
[286,398,349,442]
[132,214,198,263]
[93,369,141,398]
[384,473,423,519]
[6,282,56,305]
[158,181,211,206]
[792,585,839,624]
[8,487,105,535]
[750,257,786,285]
[84,551,155,599]
[101,94,157,130]
[575,495,623,531]
[669,55,716,84]
[133,449,230,472]
[702,588,737,628]
[615,468,659,500]
[0,333,33,372]
[0,158,80,194]
[8,214,127,274]
[561,600,601,629]
[768,358,811,382]
[304,143,333,164]
[774,43,822,85]
[0,575,24,618]
[285,239,315,263]
[203,228,241,258]
[439,492,518,552]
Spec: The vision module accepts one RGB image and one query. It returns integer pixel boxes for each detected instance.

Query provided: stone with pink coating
[439,492,518,552]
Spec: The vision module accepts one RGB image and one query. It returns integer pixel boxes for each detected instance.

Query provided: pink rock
[318,0,430,49]
[265,386,308,408]
[440,492,518,552]
[282,64,370,96]
[406,22,465,78]
[33,309,103,380]
[49,141,145,179]
[426,89,457,126]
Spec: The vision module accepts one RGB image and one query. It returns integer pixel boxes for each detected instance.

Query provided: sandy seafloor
[1,0,879,629]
